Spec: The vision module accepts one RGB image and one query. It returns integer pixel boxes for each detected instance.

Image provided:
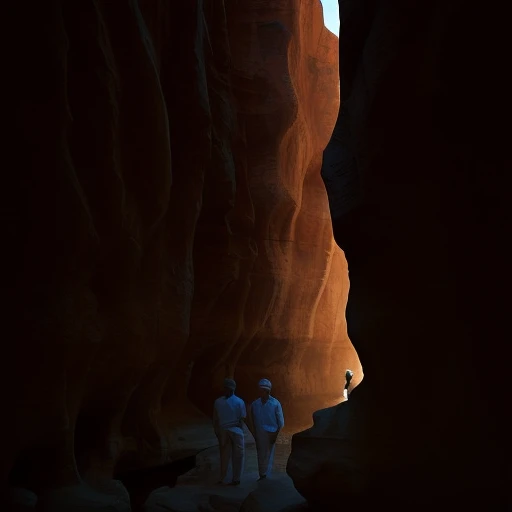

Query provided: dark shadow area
[288,0,509,509]
[4,0,509,510]
[115,456,196,512]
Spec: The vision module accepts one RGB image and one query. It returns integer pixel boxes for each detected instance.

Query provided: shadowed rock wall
[3,0,357,507]
[288,0,509,509]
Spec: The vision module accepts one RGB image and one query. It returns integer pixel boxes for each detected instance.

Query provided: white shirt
[213,394,247,435]
[251,396,285,433]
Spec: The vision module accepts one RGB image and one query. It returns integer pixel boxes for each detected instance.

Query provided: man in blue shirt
[248,378,285,481]
[213,378,247,486]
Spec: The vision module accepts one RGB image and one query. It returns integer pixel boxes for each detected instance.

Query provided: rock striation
[3,0,358,507]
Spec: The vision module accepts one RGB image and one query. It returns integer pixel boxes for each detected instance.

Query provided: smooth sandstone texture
[187,0,362,427]
[288,0,509,509]
[4,0,359,505]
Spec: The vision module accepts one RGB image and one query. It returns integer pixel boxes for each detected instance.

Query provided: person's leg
[230,431,244,484]
[218,430,231,483]
[256,431,270,480]
[266,437,276,477]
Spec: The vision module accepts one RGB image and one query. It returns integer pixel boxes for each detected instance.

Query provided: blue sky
[320,0,340,35]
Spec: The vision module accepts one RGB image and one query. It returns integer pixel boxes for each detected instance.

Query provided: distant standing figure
[248,379,285,481]
[213,378,247,486]
[344,369,354,399]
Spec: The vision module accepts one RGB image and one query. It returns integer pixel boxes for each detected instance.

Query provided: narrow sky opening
[320,0,340,36]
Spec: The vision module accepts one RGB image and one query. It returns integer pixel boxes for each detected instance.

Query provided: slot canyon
[3,0,508,511]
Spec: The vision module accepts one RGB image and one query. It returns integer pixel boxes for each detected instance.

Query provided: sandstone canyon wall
[288,0,509,509]
[186,0,361,429]
[3,0,358,507]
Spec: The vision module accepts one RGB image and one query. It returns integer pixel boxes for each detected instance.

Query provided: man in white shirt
[344,369,354,400]
[248,378,285,481]
[213,378,247,486]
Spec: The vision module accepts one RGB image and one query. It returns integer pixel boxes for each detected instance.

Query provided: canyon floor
[144,428,307,512]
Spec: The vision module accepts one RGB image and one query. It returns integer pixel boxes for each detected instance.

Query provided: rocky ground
[144,429,307,512]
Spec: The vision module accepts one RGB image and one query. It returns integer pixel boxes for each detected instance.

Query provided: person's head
[223,378,236,397]
[258,378,272,399]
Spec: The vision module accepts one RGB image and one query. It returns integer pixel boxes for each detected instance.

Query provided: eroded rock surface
[144,434,298,512]
[187,0,361,429]
[4,0,357,507]
[239,477,306,512]
[288,0,509,509]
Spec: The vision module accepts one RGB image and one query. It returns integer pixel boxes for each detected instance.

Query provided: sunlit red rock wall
[3,0,358,499]
[186,0,361,427]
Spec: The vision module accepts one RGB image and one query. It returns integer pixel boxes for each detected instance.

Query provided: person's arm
[269,402,284,445]
[239,400,247,428]
[276,401,285,431]
[246,402,256,438]
[213,404,220,438]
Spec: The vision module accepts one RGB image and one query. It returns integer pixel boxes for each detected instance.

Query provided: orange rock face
[187,0,362,427]
[3,0,359,504]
